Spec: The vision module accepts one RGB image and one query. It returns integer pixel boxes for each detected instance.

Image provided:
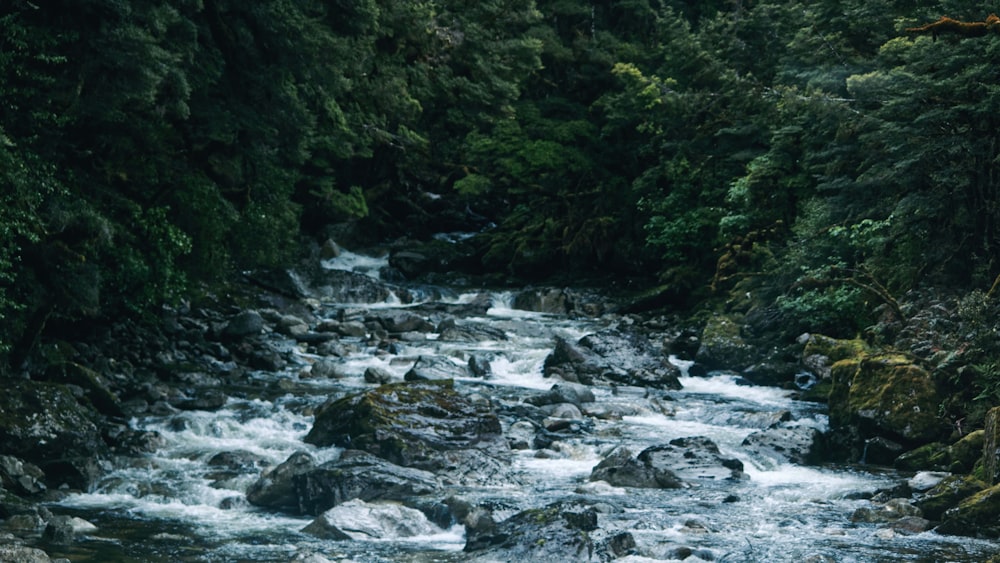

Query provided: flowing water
[49,251,998,562]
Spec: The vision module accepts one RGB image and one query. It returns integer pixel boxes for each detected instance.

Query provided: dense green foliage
[6,0,1000,370]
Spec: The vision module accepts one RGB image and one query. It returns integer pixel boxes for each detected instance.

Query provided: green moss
[803,335,871,362]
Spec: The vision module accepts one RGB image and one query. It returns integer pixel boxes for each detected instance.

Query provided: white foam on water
[320,249,389,278]
[677,374,797,408]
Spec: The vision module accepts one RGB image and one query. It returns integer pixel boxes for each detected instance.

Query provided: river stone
[525,382,596,407]
[404,355,469,381]
[0,546,52,563]
[304,380,508,475]
[294,450,440,515]
[640,437,746,481]
[363,366,395,384]
[246,451,317,513]
[303,498,441,540]
[0,456,46,496]
[983,406,1000,485]
[371,311,434,334]
[512,288,569,314]
[850,498,922,523]
[741,425,825,466]
[437,319,508,343]
[307,359,343,379]
[915,474,988,520]
[310,269,404,303]
[589,446,684,489]
[222,311,264,338]
[0,380,108,490]
[543,328,681,389]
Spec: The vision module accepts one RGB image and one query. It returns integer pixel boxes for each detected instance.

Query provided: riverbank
[2,244,1000,561]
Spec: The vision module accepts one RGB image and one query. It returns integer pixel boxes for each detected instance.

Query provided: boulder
[543,329,681,390]
[293,450,440,515]
[310,269,406,304]
[512,288,570,314]
[895,431,984,473]
[403,356,469,381]
[0,456,46,496]
[464,501,630,561]
[525,382,596,408]
[915,474,988,521]
[937,483,1000,537]
[741,425,825,466]
[222,311,264,338]
[589,446,684,489]
[695,314,757,370]
[0,380,108,489]
[363,366,395,384]
[370,311,435,334]
[638,437,746,482]
[850,498,922,523]
[304,380,509,476]
[827,355,947,456]
[302,498,442,540]
[0,546,52,563]
[246,452,317,513]
[437,320,508,343]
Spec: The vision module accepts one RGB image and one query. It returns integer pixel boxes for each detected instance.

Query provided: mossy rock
[916,474,988,521]
[896,431,984,473]
[304,380,506,472]
[802,334,871,363]
[695,314,756,370]
[937,482,1000,537]
[829,355,947,445]
[0,379,108,489]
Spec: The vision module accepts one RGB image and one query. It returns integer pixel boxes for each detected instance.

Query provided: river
[48,250,997,562]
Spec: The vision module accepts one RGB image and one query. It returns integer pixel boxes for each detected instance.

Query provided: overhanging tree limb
[906,14,1000,40]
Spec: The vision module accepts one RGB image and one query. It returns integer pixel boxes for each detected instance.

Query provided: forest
[4,0,1000,370]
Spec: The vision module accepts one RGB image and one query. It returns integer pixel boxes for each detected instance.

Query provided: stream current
[50,251,997,562]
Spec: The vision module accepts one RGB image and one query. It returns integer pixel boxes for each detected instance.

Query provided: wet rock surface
[3,253,998,561]
[543,328,682,389]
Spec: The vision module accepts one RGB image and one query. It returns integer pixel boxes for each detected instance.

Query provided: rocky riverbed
[1,247,999,562]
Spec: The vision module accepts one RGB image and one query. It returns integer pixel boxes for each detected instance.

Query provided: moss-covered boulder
[983,406,1000,485]
[0,380,108,489]
[895,431,984,473]
[915,474,988,521]
[802,335,871,364]
[695,314,756,370]
[304,380,508,482]
[937,482,1000,537]
[828,355,947,453]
